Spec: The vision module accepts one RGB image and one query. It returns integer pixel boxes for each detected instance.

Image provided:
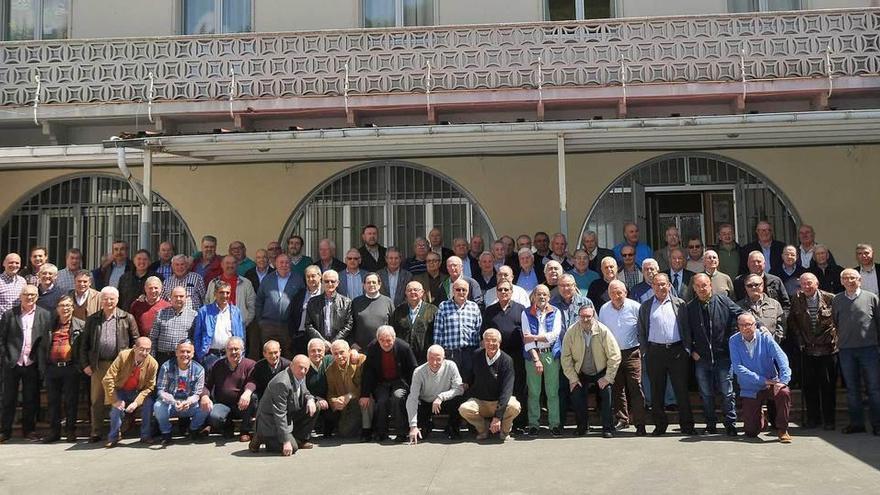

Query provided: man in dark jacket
[687,273,743,436]
[304,270,353,344]
[740,221,786,274]
[0,285,52,442]
[359,326,417,442]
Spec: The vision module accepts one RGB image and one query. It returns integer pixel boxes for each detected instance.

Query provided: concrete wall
[1,144,877,260]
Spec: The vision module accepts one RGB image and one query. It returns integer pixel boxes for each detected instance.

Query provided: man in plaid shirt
[161,255,207,310]
[434,278,483,380]
[153,339,208,446]
[150,286,197,365]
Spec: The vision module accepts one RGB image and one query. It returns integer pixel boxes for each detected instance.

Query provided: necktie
[673,273,680,294]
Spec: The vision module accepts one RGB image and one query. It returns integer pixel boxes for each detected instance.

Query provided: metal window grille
[281,161,495,259]
[1,174,195,269]
[582,153,800,250]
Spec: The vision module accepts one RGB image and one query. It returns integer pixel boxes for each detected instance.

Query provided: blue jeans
[153,400,210,435]
[694,357,736,427]
[209,401,256,434]
[446,347,477,383]
[108,390,154,441]
[838,346,880,429]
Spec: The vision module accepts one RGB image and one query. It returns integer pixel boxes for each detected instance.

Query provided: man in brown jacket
[788,272,838,430]
[102,337,158,447]
[78,286,139,442]
[325,339,370,439]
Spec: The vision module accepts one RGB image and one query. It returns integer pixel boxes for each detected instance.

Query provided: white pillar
[557,134,568,236]
[139,147,153,251]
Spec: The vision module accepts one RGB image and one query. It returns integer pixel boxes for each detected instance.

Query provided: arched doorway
[581,153,801,250]
[1,174,195,269]
[281,160,495,258]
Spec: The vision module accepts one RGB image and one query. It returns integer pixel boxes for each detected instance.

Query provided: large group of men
[0,220,878,455]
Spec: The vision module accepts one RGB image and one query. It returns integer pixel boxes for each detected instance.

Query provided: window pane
[545,0,576,21]
[8,0,35,40]
[364,0,395,28]
[41,0,69,39]
[403,0,432,26]
[221,0,251,33]
[584,0,611,19]
[184,0,216,34]
[766,0,799,10]
[727,0,757,12]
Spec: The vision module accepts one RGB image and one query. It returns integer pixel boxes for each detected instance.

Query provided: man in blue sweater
[729,312,792,443]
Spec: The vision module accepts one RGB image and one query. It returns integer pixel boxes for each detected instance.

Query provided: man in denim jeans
[687,273,743,436]
[153,339,209,446]
[102,337,158,447]
[832,268,880,435]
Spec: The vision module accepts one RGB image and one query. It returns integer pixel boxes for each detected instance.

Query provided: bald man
[102,336,159,447]
[251,354,318,455]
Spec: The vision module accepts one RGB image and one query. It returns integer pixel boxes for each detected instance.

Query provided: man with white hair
[434,278,483,379]
[35,263,63,311]
[406,345,464,443]
[324,339,371,439]
[459,328,521,441]
[161,254,207,310]
[832,268,880,434]
[250,354,318,455]
[514,248,544,294]
[78,285,139,442]
[442,256,482,306]
[703,249,734,297]
[199,336,257,442]
[483,266,529,307]
[339,248,368,299]
[359,326,418,442]
[629,258,659,303]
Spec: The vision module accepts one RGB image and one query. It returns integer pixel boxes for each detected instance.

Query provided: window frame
[543,0,619,22]
[361,0,438,29]
[180,0,254,35]
[727,0,804,13]
[1,0,71,41]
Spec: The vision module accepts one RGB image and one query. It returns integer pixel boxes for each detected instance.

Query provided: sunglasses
[745,283,762,288]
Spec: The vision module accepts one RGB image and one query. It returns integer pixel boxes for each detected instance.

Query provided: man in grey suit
[250,354,317,456]
[378,247,412,307]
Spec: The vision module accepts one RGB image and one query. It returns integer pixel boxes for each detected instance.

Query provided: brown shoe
[296,440,315,450]
[104,439,118,448]
[239,433,252,443]
[248,436,261,453]
[778,431,792,444]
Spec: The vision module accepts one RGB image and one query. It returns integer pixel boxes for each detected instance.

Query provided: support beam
[557,134,568,236]
[138,147,153,250]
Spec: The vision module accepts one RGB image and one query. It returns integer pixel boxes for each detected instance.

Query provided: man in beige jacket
[561,305,621,438]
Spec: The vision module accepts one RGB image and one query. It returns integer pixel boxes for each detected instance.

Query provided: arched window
[582,153,801,249]
[1,174,195,269]
[281,161,495,258]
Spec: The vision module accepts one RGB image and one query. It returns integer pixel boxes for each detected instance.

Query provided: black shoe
[725,425,738,437]
[527,426,539,437]
[574,427,586,437]
[681,427,697,435]
[360,429,373,443]
[374,432,390,443]
[161,434,173,447]
[551,427,563,438]
[822,423,836,431]
[42,433,61,444]
[842,425,866,434]
[446,428,461,440]
[510,427,524,437]
[635,425,647,436]
[602,429,614,438]
[652,427,667,436]
[705,425,718,435]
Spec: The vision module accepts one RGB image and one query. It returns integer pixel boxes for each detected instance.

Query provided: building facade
[1,1,879,267]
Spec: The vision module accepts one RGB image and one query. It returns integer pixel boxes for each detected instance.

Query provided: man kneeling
[730,313,793,443]
[458,328,521,441]
[250,355,318,455]
[406,345,465,444]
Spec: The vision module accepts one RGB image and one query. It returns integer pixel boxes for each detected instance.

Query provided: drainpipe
[557,133,568,236]
[110,136,151,250]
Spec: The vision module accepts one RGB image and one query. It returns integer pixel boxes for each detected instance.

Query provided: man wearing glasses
[434,279,483,380]
[304,270,353,344]
[339,249,368,300]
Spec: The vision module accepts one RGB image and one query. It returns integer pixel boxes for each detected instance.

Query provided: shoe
[652,427,667,437]
[822,423,836,431]
[360,429,373,443]
[801,421,818,430]
[511,427,524,436]
[842,425,866,434]
[705,425,717,435]
[296,440,315,449]
[66,432,77,443]
[0,433,8,444]
[161,434,173,447]
[498,433,511,443]
[393,434,407,443]
[198,426,212,438]
[88,435,102,443]
[25,431,41,442]
[373,433,390,443]
[139,437,154,445]
[778,430,792,443]
[602,429,614,438]
[681,427,697,435]
[104,438,119,448]
[476,431,489,441]
[446,428,461,440]
[573,427,586,437]
[614,421,628,431]
[42,433,61,444]
[725,425,738,437]
[248,435,260,453]
[239,433,252,443]
[551,427,563,437]
[635,425,647,436]
[527,426,539,437]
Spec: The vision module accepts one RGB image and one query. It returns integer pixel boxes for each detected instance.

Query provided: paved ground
[0,424,878,494]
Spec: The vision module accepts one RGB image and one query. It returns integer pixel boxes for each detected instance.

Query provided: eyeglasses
[621,253,635,258]
[745,283,762,288]
[324,280,339,284]
[453,288,468,292]
[346,257,360,261]
[687,245,702,249]
[497,287,511,292]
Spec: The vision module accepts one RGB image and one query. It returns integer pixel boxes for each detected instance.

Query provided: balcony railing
[0,8,877,107]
